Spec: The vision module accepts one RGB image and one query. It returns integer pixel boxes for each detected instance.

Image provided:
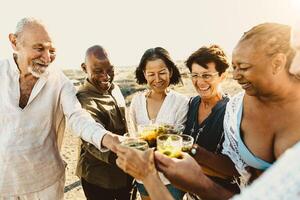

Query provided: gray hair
[15,17,44,36]
[239,23,296,71]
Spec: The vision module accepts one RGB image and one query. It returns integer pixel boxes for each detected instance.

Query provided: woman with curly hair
[184,45,240,196]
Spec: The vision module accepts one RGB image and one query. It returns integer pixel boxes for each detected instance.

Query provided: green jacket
[76,80,132,189]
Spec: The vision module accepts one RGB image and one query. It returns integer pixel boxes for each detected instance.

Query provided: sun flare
[291,0,300,10]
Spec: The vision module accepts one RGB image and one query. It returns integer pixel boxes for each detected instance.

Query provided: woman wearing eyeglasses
[183,45,240,197]
[129,47,189,200]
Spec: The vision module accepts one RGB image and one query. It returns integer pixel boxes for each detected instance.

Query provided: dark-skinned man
[76,45,133,200]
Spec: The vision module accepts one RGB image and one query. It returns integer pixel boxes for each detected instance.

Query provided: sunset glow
[0,0,298,69]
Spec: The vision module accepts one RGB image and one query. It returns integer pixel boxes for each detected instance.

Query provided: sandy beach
[61,67,241,199]
[61,129,86,199]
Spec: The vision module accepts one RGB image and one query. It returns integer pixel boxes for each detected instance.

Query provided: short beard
[28,60,49,78]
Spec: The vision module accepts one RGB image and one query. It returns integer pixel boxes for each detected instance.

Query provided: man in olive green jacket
[76,45,132,200]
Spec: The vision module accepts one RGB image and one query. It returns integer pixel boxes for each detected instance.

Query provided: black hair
[135,47,181,85]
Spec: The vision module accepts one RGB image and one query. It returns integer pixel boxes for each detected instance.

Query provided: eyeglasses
[189,72,219,81]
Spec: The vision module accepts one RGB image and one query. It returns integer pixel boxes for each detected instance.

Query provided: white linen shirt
[222,91,251,186]
[0,56,108,196]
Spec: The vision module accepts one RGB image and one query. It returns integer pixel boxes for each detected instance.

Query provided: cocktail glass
[181,134,194,153]
[157,134,183,158]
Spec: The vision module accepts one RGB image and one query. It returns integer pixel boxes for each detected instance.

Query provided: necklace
[189,95,227,153]
[191,121,224,153]
[191,122,206,144]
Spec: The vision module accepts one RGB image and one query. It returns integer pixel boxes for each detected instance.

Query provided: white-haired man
[0,18,119,199]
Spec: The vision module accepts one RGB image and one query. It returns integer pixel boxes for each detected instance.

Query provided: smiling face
[10,23,56,77]
[143,58,172,93]
[83,54,114,92]
[191,62,223,99]
[232,40,276,96]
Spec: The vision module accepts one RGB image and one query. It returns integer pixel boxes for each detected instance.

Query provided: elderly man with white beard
[0,18,120,199]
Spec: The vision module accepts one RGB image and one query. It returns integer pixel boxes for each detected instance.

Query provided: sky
[0,0,300,69]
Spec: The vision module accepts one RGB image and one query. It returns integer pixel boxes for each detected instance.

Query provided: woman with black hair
[129,47,188,200]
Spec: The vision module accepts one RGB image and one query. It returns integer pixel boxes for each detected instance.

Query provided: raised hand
[115,146,175,200]
[115,145,157,181]
[155,151,233,200]
[154,151,205,193]
[101,132,121,153]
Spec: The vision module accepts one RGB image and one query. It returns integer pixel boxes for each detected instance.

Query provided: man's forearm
[195,146,239,177]
[101,132,122,153]
[194,174,234,200]
[62,82,112,151]
[81,140,116,164]
[143,173,174,200]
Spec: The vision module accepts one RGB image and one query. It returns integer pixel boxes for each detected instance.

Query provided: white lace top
[222,91,251,186]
